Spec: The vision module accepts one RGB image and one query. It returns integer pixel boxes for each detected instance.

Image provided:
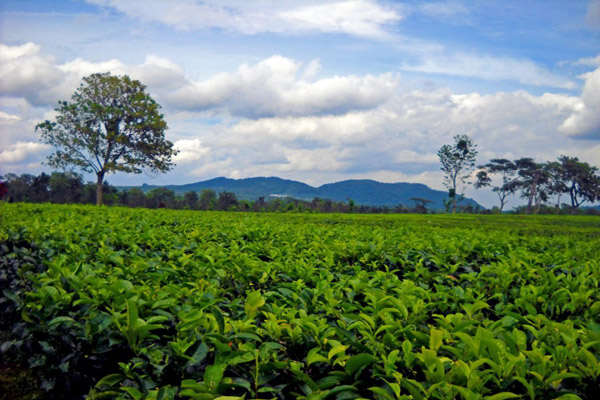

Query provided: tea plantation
[1,203,599,399]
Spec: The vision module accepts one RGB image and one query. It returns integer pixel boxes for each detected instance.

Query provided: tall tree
[438,134,478,213]
[556,156,600,208]
[36,72,178,205]
[545,161,567,208]
[515,158,550,214]
[474,159,519,212]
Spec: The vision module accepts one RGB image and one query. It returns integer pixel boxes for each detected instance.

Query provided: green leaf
[307,348,329,365]
[204,364,225,390]
[323,385,357,399]
[346,353,377,375]
[429,328,443,351]
[328,344,348,360]
[48,316,76,326]
[369,387,395,400]
[213,397,246,400]
[244,290,265,318]
[122,387,143,400]
[484,393,520,400]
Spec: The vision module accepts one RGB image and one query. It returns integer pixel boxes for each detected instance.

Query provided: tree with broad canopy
[36,72,178,205]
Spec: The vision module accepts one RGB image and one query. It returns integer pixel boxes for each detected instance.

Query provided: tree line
[439,135,600,214]
[0,172,453,214]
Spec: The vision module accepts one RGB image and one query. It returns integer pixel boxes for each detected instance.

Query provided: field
[1,203,600,400]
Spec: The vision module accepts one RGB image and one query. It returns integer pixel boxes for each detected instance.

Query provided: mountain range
[121,177,482,210]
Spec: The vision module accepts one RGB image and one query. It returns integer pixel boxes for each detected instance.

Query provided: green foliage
[1,203,600,399]
[438,134,478,213]
[35,72,178,205]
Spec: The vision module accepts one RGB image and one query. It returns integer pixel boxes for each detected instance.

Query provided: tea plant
[1,203,599,399]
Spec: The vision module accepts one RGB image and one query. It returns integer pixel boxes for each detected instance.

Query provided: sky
[1,0,599,209]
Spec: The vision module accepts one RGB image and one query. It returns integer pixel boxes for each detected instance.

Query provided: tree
[36,72,178,206]
[438,134,478,213]
[124,188,146,208]
[556,156,600,209]
[183,191,199,209]
[49,172,84,204]
[409,197,433,214]
[515,158,550,214]
[145,187,177,209]
[217,191,238,211]
[545,161,567,208]
[474,159,519,212]
[198,189,216,210]
[0,176,7,201]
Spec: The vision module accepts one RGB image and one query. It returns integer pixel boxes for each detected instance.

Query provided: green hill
[121,176,482,210]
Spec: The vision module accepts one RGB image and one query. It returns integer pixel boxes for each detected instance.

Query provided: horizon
[1,1,599,209]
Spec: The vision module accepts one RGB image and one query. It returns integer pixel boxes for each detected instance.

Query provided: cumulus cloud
[0,43,399,118]
[0,43,182,107]
[0,42,67,106]
[559,67,600,139]
[401,53,576,89]
[85,0,401,39]
[170,55,400,117]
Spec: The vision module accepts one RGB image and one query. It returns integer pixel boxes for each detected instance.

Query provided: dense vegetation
[1,203,599,399]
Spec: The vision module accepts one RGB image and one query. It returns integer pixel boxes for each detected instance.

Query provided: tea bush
[1,203,599,399]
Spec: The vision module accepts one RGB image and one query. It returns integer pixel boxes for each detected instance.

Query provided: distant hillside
[120,177,482,210]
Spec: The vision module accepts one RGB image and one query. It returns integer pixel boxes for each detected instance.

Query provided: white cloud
[0,43,192,107]
[0,141,51,163]
[0,43,398,118]
[279,1,401,39]
[280,147,351,172]
[559,66,600,139]
[85,0,401,39]
[174,139,210,164]
[169,55,400,117]
[0,111,21,121]
[573,54,600,66]
[401,53,576,89]
[0,42,66,106]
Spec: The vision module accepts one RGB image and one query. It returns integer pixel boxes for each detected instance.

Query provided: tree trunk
[96,171,105,206]
[450,184,457,214]
[526,182,536,215]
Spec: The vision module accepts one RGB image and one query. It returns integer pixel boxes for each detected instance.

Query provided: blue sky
[1,0,599,208]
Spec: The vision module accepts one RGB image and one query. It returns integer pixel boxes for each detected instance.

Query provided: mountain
[121,177,482,210]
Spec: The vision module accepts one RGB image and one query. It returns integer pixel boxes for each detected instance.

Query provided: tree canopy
[438,134,478,213]
[36,72,178,205]
[475,159,519,212]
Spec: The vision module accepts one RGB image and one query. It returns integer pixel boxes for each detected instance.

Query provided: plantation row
[1,203,599,399]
